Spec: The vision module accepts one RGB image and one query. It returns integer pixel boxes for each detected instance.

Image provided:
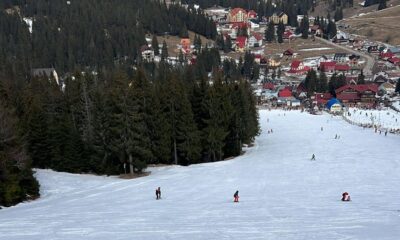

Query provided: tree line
[0,0,217,76]
[21,63,260,175]
[302,69,367,96]
[0,0,259,207]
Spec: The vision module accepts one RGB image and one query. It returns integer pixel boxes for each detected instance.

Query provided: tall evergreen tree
[277,21,285,43]
[265,21,275,43]
[318,71,328,92]
[395,78,400,93]
[378,0,387,10]
[357,71,366,84]
[161,40,169,61]
[202,76,232,161]
[304,69,318,96]
[179,24,189,38]
[152,35,160,56]
[301,16,309,39]
[224,36,232,53]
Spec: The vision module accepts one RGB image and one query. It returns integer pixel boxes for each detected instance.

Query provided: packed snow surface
[1,110,400,240]
[345,107,400,130]
[23,18,33,33]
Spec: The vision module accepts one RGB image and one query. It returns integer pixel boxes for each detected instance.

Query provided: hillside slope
[340,5,400,45]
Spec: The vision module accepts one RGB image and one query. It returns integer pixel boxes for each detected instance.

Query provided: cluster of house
[205,6,294,52]
[285,52,362,78]
[332,26,400,69]
[258,79,397,109]
[372,46,400,68]
[256,49,399,108]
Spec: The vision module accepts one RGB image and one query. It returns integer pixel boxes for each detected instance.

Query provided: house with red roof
[180,38,191,54]
[283,48,295,57]
[335,64,350,73]
[283,30,294,40]
[380,52,394,60]
[295,82,307,97]
[319,61,336,73]
[315,92,333,106]
[247,10,257,19]
[235,36,247,52]
[288,60,310,75]
[263,82,275,90]
[259,57,268,66]
[231,22,249,29]
[345,75,358,85]
[228,8,248,22]
[310,25,322,36]
[278,87,293,97]
[388,57,400,66]
[335,84,378,106]
[248,32,263,47]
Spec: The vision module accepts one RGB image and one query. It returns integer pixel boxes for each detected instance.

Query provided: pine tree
[378,0,387,10]
[304,69,318,96]
[265,21,275,43]
[148,84,172,164]
[224,36,232,53]
[167,75,201,165]
[152,35,160,56]
[194,35,202,52]
[301,16,309,39]
[26,99,51,168]
[357,71,366,84]
[318,71,328,92]
[216,34,225,50]
[277,21,285,43]
[243,52,255,80]
[327,20,337,39]
[334,8,343,22]
[128,69,154,172]
[0,101,39,206]
[161,40,168,61]
[91,87,115,174]
[202,76,231,161]
[179,24,189,38]
[395,78,400,93]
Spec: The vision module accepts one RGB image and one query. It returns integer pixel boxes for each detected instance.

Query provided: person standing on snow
[155,187,161,200]
[233,190,239,202]
[341,192,351,201]
[311,154,316,161]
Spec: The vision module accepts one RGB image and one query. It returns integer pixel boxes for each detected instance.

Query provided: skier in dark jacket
[155,187,161,200]
[341,192,351,201]
[233,190,239,202]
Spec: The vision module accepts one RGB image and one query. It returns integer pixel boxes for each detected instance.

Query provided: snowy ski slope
[345,108,400,131]
[1,110,400,240]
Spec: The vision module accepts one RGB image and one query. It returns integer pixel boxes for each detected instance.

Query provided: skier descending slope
[341,192,351,201]
[233,191,239,202]
[155,187,161,200]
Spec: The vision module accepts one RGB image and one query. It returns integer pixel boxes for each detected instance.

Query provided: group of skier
[155,187,349,203]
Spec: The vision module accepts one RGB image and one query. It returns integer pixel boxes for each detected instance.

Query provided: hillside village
[134,4,400,112]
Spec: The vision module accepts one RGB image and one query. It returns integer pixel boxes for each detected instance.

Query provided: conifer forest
[0,0,259,206]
